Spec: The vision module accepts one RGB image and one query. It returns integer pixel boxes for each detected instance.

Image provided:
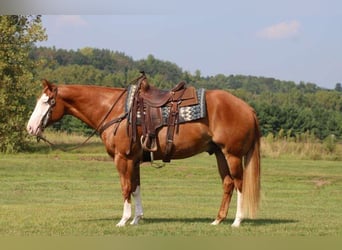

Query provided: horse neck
[58,85,125,129]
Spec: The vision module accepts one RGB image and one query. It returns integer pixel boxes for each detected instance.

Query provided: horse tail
[242,111,261,219]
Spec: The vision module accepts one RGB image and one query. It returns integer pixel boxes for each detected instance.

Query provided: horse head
[27,79,64,136]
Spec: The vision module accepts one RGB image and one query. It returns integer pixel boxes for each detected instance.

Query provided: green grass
[0,139,341,236]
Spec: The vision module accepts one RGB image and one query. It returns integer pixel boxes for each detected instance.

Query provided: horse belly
[154,121,211,160]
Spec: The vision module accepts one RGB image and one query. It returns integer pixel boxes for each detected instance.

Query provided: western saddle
[128,72,199,162]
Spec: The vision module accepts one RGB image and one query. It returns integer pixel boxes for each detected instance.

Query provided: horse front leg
[130,161,144,225]
[130,185,143,225]
[115,154,143,227]
[115,154,133,227]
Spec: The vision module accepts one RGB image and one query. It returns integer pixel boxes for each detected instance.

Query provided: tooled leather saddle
[127,73,199,162]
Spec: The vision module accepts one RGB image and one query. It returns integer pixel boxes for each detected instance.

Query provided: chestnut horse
[27,78,261,227]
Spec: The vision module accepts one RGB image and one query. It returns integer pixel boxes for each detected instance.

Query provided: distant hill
[30,46,342,140]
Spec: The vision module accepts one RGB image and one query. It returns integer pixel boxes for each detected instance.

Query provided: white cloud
[55,15,87,27]
[257,20,301,40]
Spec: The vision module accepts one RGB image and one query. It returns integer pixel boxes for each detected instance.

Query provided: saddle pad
[125,85,206,124]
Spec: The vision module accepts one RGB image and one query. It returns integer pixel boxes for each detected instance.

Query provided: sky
[5,0,342,89]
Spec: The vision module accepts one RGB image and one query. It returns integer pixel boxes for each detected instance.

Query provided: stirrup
[149,152,165,169]
[140,135,157,152]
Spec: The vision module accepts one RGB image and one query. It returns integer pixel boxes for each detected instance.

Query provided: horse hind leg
[212,149,244,227]
[228,155,244,227]
[211,149,235,225]
[231,188,243,227]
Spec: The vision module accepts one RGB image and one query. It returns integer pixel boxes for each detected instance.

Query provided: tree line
[1,15,341,153]
[29,46,342,142]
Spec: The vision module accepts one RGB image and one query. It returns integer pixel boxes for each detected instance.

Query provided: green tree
[0,15,47,153]
[28,45,342,140]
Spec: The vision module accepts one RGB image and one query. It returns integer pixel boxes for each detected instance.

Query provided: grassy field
[0,134,341,236]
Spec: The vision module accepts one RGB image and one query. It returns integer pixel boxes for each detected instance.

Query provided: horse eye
[50,99,56,105]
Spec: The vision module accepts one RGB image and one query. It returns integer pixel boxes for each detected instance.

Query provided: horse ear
[42,79,54,91]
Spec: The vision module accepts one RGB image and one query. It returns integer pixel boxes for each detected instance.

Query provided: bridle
[36,86,128,151]
[39,88,57,133]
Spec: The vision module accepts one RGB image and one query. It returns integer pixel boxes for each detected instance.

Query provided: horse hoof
[130,215,143,225]
[211,219,221,225]
[116,218,129,227]
[231,218,242,227]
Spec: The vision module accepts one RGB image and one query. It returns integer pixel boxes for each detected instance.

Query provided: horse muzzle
[26,124,43,136]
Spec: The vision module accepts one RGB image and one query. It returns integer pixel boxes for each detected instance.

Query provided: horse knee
[120,178,133,201]
[122,190,131,202]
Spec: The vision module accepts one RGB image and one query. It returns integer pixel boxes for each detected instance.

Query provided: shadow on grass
[84,217,298,226]
[141,217,298,226]
[241,218,298,226]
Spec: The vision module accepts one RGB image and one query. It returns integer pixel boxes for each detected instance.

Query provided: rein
[37,88,127,152]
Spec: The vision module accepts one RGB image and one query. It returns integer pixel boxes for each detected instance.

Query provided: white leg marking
[232,189,243,227]
[211,219,221,225]
[116,199,131,227]
[130,185,144,225]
